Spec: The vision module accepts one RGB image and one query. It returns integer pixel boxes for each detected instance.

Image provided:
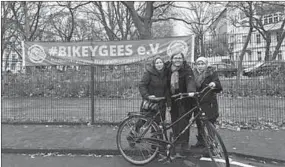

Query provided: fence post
[91,65,95,125]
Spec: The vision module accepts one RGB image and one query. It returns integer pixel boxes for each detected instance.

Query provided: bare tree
[170,2,227,58]
[1,1,16,70]
[84,1,137,41]
[48,2,90,42]
[121,1,174,39]
[228,2,255,86]
[151,21,173,38]
[251,2,285,61]
[1,2,45,72]
[259,2,285,60]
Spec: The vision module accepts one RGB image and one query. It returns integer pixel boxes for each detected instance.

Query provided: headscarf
[170,53,184,94]
[152,56,165,78]
[194,56,209,88]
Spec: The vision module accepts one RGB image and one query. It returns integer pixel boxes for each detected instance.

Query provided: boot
[191,135,206,148]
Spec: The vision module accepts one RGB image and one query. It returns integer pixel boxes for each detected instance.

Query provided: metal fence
[1,33,285,124]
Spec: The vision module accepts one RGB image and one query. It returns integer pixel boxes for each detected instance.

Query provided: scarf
[194,68,206,88]
[170,65,180,94]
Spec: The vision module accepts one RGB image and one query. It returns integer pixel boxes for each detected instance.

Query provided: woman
[165,52,196,155]
[126,56,169,146]
[191,56,223,148]
[138,56,169,122]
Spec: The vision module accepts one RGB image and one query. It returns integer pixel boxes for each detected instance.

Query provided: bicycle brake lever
[174,97,183,102]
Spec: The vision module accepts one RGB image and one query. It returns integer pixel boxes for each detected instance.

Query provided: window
[256,34,261,44]
[278,51,282,60]
[268,14,273,24]
[263,16,268,24]
[248,51,252,61]
[258,51,262,61]
[274,14,278,23]
[277,31,281,42]
[229,43,234,52]
[242,35,247,43]
[279,13,283,22]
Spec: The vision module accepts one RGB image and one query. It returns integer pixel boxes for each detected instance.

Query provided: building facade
[2,50,22,73]
[227,5,285,67]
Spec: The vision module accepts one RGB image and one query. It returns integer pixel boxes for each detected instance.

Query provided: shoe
[173,152,186,159]
[191,135,206,148]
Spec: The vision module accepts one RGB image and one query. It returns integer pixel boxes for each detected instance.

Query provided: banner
[23,36,194,66]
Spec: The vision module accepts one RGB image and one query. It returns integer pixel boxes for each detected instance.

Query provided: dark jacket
[193,66,223,119]
[138,64,169,103]
[165,61,196,111]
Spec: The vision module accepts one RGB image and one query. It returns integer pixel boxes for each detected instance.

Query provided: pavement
[3,154,284,167]
[2,124,285,164]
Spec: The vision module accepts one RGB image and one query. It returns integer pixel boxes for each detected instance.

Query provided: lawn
[1,96,284,124]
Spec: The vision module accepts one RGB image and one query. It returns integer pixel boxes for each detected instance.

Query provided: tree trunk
[200,34,205,57]
[271,20,285,60]
[122,2,152,39]
[271,31,285,60]
[24,1,31,74]
[194,35,200,61]
[264,33,271,61]
[236,27,253,87]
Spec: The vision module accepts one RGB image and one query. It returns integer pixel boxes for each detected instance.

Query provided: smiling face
[154,58,164,71]
[196,61,207,72]
[171,54,184,67]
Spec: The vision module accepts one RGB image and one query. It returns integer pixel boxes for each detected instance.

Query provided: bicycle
[116,85,230,167]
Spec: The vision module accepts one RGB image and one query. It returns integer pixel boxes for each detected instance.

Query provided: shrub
[2,65,285,98]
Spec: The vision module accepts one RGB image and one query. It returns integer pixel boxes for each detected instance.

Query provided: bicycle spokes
[203,122,229,167]
[117,115,160,165]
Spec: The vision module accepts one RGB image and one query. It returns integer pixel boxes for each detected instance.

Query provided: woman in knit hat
[191,57,223,149]
[165,52,196,156]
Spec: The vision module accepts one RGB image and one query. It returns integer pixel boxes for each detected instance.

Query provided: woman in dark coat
[127,56,169,148]
[191,56,223,148]
[165,52,196,155]
[138,56,169,123]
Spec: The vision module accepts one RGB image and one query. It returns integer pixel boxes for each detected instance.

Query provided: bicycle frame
[138,87,214,148]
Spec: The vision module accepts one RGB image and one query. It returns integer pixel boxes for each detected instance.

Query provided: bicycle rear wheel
[116,115,160,165]
[203,121,230,167]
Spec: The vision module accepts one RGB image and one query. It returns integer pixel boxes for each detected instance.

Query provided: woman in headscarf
[165,52,196,156]
[138,56,169,122]
[126,56,169,147]
[191,56,223,148]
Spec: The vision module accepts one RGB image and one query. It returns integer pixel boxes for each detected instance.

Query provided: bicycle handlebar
[171,85,215,99]
[147,96,166,102]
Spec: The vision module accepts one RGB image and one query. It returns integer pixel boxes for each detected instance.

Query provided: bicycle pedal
[163,160,171,164]
[173,153,186,159]
[158,154,167,162]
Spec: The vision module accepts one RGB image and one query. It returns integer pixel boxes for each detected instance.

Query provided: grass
[1,96,285,124]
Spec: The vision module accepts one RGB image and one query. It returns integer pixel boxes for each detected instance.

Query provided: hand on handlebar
[208,82,216,88]
[188,92,195,97]
[171,92,196,99]
[147,95,156,100]
[147,95,166,101]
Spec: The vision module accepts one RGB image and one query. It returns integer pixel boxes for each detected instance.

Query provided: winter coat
[138,64,169,108]
[193,66,223,120]
[165,61,196,112]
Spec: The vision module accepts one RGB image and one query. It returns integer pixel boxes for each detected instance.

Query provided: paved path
[2,124,285,162]
[2,154,285,167]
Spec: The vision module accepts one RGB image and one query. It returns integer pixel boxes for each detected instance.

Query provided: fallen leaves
[216,119,285,131]
[23,153,114,158]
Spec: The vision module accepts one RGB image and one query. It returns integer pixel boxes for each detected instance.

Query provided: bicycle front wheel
[203,121,230,167]
[116,115,160,165]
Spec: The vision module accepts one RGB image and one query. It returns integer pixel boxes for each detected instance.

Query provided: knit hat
[171,52,185,62]
[196,56,208,64]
